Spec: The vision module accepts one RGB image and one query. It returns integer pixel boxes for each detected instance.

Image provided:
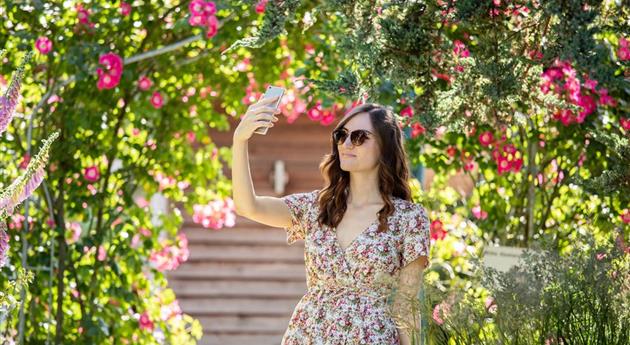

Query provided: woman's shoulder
[392,196,422,212]
[391,197,427,224]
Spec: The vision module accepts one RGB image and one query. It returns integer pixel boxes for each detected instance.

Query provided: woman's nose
[343,136,353,147]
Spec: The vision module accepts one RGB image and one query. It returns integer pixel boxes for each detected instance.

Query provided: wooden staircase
[168,113,332,345]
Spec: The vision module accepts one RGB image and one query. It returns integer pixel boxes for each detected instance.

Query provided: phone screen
[263,86,285,109]
[254,86,285,135]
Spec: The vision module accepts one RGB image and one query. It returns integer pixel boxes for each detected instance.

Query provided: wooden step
[198,334,284,345]
[195,315,290,335]
[179,297,299,316]
[167,262,306,281]
[187,243,304,263]
[168,280,306,299]
[181,227,289,245]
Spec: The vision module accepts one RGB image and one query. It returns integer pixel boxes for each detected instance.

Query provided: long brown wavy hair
[316,103,413,234]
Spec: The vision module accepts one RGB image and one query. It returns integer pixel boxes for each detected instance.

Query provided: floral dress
[280,189,431,345]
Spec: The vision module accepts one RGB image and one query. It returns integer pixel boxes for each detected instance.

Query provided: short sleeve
[280,189,319,245]
[400,204,431,268]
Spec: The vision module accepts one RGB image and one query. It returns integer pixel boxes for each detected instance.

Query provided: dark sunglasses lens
[333,130,347,144]
[351,130,369,146]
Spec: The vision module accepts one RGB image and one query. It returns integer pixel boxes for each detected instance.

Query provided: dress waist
[307,279,392,302]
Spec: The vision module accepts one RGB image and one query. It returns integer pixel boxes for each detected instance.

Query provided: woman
[232,96,431,345]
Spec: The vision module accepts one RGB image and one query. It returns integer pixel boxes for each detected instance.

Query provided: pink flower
[65,221,83,244]
[410,122,426,138]
[160,300,183,321]
[97,245,107,261]
[432,301,451,325]
[96,52,123,90]
[553,109,574,126]
[206,15,218,38]
[442,146,456,159]
[188,14,206,26]
[478,131,494,147]
[120,2,132,16]
[189,0,206,15]
[186,131,196,143]
[621,209,630,224]
[307,101,323,121]
[485,296,497,313]
[83,166,100,182]
[255,0,268,13]
[35,37,53,55]
[617,37,630,61]
[203,1,217,15]
[595,252,607,261]
[320,113,336,126]
[138,76,152,91]
[96,73,119,90]
[496,155,511,175]
[149,234,190,271]
[188,0,218,38]
[431,68,452,84]
[430,220,446,241]
[131,234,141,248]
[453,39,470,58]
[153,172,177,191]
[151,91,164,109]
[139,227,152,237]
[597,88,617,107]
[192,197,236,229]
[18,153,30,170]
[510,157,523,172]
[0,226,9,268]
[139,311,154,331]
[400,106,414,118]
[472,205,488,220]
[620,117,630,131]
[76,3,91,24]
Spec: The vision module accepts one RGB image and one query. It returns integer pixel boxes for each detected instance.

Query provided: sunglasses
[332,128,373,146]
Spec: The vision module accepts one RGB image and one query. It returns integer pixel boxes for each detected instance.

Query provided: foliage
[422,231,629,345]
[243,0,630,247]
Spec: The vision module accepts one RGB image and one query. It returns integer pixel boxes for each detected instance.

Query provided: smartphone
[254,85,285,135]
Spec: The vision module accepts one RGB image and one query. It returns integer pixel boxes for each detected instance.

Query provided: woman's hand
[233,95,281,143]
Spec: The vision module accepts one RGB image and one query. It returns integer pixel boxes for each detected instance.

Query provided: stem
[54,176,66,345]
[524,117,538,247]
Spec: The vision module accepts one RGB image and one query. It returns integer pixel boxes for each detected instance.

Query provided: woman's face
[336,112,380,172]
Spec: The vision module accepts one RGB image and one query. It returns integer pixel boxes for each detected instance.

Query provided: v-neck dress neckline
[331,197,400,254]
[332,217,380,253]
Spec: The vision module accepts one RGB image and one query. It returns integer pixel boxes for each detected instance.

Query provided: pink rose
[151,91,164,109]
[400,106,413,118]
[97,245,107,261]
[618,37,630,61]
[83,166,100,182]
[255,0,268,13]
[138,76,152,91]
[139,311,154,331]
[96,52,123,90]
[120,2,132,16]
[206,15,218,38]
[35,37,53,54]
[478,131,494,147]
[189,0,206,16]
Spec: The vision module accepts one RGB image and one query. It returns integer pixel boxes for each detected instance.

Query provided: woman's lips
[342,153,356,157]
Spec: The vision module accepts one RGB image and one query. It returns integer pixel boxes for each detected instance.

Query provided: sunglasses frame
[332,128,373,147]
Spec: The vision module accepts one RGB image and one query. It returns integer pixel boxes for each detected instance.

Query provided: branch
[124,13,236,65]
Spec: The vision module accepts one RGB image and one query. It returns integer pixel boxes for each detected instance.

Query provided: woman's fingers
[249,95,280,110]
[248,106,278,117]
